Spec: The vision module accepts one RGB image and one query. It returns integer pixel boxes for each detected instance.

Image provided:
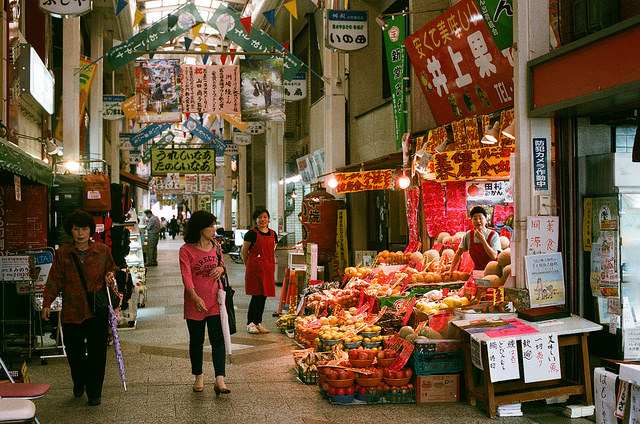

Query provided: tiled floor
[24,238,595,423]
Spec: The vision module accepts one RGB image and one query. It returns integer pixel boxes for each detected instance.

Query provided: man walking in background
[144,209,161,266]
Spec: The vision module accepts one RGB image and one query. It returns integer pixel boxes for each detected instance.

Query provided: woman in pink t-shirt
[179,211,230,395]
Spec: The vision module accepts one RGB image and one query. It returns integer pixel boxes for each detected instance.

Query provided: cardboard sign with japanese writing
[594,367,617,424]
[403,0,514,126]
[521,333,561,383]
[198,174,213,193]
[526,216,559,255]
[151,149,216,175]
[326,10,369,51]
[335,170,394,193]
[433,145,513,182]
[524,253,565,308]
[486,338,519,382]
[181,64,240,114]
[0,256,31,281]
[103,95,126,120]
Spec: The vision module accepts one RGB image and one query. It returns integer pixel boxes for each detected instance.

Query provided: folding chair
[0,356,49,424]
[0,398,36,423]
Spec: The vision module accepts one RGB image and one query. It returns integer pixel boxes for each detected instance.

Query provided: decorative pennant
[149,53,155,59]
[199,113,204,123]
[185,113,191,121]
[282,41,290,51]
[240,16,252,35]
[184,37,192,51]
[200,42,209,64]
[191,23,203,39]
[221,53,227,65]
[167,13,178,29]
[116,0,128,16]
[216,14,235,40]
[133,10,144,27]
[263,9,276,27]
[284,0,298,19]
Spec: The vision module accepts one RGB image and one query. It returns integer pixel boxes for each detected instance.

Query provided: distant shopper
[242,209,278,334]
[144,209,161,266]
[447,206,500,272]
[169,215,179,239]
[42,209,117,406]
[179,211,231,395]
[160,217,167,240]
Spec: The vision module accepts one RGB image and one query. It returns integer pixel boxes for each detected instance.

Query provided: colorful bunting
[133,10,144,27]
[281,41,290,51]
[240,16,252,35]
[184,37,192,51]
[116,0,128,16]
[263,9,276,27]
[200,43,209,64]
[284,0,298,19]
[221,53,227,65]
[192,23,203,39]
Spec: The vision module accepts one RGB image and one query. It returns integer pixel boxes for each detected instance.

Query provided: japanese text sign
[466,180,512,203]
[181,64,240,114]
[486,338,519,382]
[103,95,126,120]
[433,145,513,182]
[284,73,307,101]
[384,15,407,150]
[532,137,549,191]
[184,174,198,193]
[335,170,394,193]
[39,0,92,17]
[0,256,31,281]
[521,333,561,383]
[524,253,566,308]
[326,10,369,51]
[130,123,171,147]
[141,132,174,164]
[151,149,216,175]
[404,0,514,125]
[526,216,559,255]
[198,174,213,193]
[221,113,249,132]
[183,117,226,154]
[594,367,617,424]
[477,0,514,51]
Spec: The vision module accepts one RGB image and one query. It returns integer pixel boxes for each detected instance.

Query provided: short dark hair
[469,206,488,218]
[144,209,152,215]
[252,208,270,221]
[64,209,96,236]
[184,211,216,244]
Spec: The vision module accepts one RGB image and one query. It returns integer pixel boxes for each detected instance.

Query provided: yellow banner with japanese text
[151,149,216,175]
[433,146,514,182]
[54,57,96,141]
[335,170,393,193]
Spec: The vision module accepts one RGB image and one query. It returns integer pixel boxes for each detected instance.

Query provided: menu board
[0,185,47,253]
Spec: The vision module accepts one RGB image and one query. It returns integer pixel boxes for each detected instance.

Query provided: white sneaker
[256,323,270,333]
[247,323,260,334]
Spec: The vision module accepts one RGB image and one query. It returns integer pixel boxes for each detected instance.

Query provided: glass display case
[119,216,146,328]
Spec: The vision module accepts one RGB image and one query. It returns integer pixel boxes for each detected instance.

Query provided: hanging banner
[151,149,216,175]
[183,117,226,154]
[121,96,138,119]
[103,95,126,120]
[135,60,182,123]
[383,15,407,151]
[334,170,394,193]
[240,58,286,122]
[141,131,175,164]
[181,64,241,114]
[433,145,514,182]
[210,4,303,81]
[233,132,251,146]
[404,0,514,126]
[221,113,249,132]
[39,0,92,17]
[532,137,549,191]
[476,0,514,51]
[284,73,307,101]
[106,3,204,70]
[199,174,213,193]
[326,10,369,51]
[54,57,97,141]
[130,123,171,147]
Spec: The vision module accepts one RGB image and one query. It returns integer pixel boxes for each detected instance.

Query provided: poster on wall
[135,59,182,123]
[181,64,240,114]
[524,253,566,308]
[184,174,198,194]
[239,58,286,122]
[526,216,559,255]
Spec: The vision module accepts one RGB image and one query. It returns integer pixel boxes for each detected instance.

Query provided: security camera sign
[326,10,368,51]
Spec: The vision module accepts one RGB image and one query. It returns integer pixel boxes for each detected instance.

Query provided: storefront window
[614,125,637,153]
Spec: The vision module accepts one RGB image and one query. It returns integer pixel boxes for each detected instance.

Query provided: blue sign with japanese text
[130,123,171,147]
[533,137,548,191]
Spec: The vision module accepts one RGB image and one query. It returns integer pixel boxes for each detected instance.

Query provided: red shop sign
[404,0,514,126]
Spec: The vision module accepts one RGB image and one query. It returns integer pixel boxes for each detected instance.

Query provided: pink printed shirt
[179,242,224,320]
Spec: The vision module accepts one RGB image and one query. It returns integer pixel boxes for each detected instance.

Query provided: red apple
[374,369,384,379]
[326,370,338,380]
[357,386,367,395]
[367,350,377,360]
[377,351,386,360]
[345,385,355,395]
[337,370,349,380]
[383,368,395,379]
[328,387,337,395]
[346,371,355,379]
[348,350,359,361]
[404,368,413,379]
[321,382,331,391]
[358,350,368,360]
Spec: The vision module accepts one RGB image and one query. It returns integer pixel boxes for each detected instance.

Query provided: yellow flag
[284,0,298,19]
[133,10,144,27]
[121,96,138,120]
[192,23,204,39]
[221,114,248,132]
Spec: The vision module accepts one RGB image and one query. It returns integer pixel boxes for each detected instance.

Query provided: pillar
[62,18,81,161]
[238,145,249,227]
[89,11,103,160]
[266,122,283,232]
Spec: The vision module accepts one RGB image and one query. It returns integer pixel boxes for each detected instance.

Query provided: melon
[410,251,424,264]
[499,236,510,250]
[484,261,501,276]
[399,326,415,339]
[497,249,511,267]
[501,265,512,283]
[425,249,440,262]
[484,274,502,287]
[442,249,456,260]
[442,236,454,245]
[453,232,466,243]
[437,232,451,243]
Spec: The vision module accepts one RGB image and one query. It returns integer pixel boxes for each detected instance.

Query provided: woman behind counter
[179,211,230,395]
[42,209,117,406]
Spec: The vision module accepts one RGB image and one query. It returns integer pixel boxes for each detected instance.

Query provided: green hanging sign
[106,3,204,70]
[383,16,407,150]
[142,131,175,164]
[476,0,514,51]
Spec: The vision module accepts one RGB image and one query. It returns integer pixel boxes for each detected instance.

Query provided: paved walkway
[26,238,592,423]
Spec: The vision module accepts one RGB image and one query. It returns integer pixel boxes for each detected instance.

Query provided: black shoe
[73,386,84,398]
[88,397,101,406]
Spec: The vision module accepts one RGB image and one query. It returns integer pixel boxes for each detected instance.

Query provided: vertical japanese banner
[404,0,514,125]
[135,59,182,123]
[336,209,349,274]
[181,65,241,114]
[532,137,549,191]
[239,58,286,121]
[384,15,407,150]
[54,57,97,140]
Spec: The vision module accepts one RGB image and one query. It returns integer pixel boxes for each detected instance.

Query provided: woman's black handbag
[72,254,121,316]
[220,274,236,335]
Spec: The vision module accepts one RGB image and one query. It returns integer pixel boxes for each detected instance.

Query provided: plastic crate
[414,339,461,353]
[365,387,416,404]
[410,350,463,375]
[297,365,319,384]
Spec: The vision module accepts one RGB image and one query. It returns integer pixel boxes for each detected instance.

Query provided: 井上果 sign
[335,170,393,193]
[151,149,216,175]
[432,145,513,182]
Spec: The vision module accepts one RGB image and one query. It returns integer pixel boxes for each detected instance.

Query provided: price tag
[402,298,416,325]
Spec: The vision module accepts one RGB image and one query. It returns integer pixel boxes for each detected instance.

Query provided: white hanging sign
[244,122,265,135]
[39,0,93,17]
[521,333,561,383]
[284,73,307,101]
[103,95,126,120]
[594,367,618,424]
[486,338,519,382]
[326,10,369,51]
[233,132,252,145]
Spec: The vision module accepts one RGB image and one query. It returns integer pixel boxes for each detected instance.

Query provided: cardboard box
[504,287,531,310]
[416,374,460,403]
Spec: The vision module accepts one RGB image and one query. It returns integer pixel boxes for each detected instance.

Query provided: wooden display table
[453,315,601,418]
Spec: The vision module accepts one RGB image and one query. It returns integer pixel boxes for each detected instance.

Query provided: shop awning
[119,170,149,189]
[0,137,53,186]
[335,152,403,173]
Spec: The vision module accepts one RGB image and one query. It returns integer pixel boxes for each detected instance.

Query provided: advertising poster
[239,58,286,122]
[184,174,198,194]
[135,59,182,123]
[165,173,180,189]
[151,149,216,175]
[199,174,213,193]
[524,253,566,308]
[181,64,240,114]
[600,230,619,297]
[590,242,602,296]
[404,0,514,125]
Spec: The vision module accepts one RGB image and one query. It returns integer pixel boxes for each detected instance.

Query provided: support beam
[62,18,81,161]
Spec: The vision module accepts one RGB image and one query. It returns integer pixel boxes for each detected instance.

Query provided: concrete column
[223,121,233,229]
[1,7,7,124]
[89,12,103,161]
[110,120,120,183]
[266,122,283,232]
[62,18,81,161]
[238,145,248,228]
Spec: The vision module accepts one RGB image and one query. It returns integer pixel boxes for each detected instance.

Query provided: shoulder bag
[71,253,121,316]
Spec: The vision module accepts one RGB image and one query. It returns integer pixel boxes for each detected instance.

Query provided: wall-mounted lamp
[397,173,411,190]
[501,122,515,140]
[326,175,339,189]
[481,122,500,145]
[43,138,60,156]
[375,16,389,30]
[64,160,81,173]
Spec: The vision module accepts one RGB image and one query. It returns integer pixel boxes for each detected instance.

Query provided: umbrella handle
[228,355,232,364]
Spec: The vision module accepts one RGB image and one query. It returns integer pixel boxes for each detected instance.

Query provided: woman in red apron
[242,209,278,334]
[448,206,501,272]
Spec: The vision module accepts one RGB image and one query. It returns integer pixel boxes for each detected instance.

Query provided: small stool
[0,398,36,423]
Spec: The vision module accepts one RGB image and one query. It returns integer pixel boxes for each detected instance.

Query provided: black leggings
[247,295,267,325]
[186,315,225,377]
[63,316,108,399]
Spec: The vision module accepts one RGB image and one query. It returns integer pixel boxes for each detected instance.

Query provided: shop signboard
[532,137,549,191]
[466,180,512,203]
[476,0,513,51]
[233,132,251,146]
[151,149,216,175]
[119,133,138,150]
[224,143,239,156]
[39,0,92,17]
[404,0,514,126]
[433,145,513,182]
[334,170,394,194]
[103,95,126,120]
[326,10,369,51]
[284,73,307,101]
[130,123,171,147]
[129,150,141,165]
[383,15,407,150]
[245,122,265,135]
[141,131,175,164]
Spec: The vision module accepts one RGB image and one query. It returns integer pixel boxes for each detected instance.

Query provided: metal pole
[132,50,286,56]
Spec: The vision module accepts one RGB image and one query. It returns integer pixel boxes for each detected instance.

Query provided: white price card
[615,380,629,419]
[595,367,618,424]
[486,338,519,382]
[629,383,640,424]
[624,329,640,360]
[471,334,483,370]
[521,333,561,383]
